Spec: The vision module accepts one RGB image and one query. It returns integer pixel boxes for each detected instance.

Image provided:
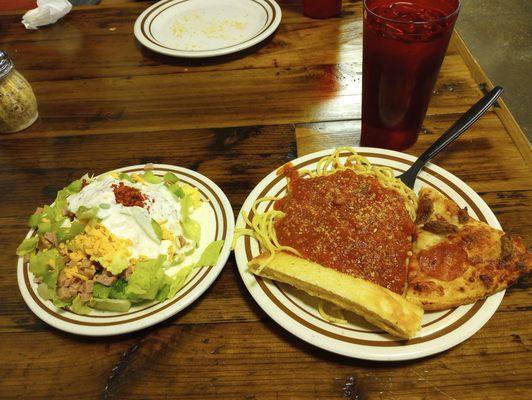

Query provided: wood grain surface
[0,1,530,399]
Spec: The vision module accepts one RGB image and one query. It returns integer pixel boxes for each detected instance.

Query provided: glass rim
[363,0,461,25]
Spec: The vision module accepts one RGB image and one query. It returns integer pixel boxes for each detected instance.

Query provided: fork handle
[409,86,504,173]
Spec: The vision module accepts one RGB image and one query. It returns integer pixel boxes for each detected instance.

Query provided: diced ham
[78,280,94,302]
[121,265,135,281]
[94,269,118,286]
[56,270,83,300]
[43,232,58,247]
[39,232,58,250]
[77,258,96,280]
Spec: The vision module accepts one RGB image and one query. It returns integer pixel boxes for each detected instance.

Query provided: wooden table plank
[1,311,530,399]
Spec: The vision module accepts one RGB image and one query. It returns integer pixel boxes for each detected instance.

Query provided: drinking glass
[361,0,460,150]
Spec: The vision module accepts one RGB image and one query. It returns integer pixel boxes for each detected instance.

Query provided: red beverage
[303,0,342,19]
[361,0,460,150]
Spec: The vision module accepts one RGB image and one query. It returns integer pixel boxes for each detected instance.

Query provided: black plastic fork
[398,86,504,189]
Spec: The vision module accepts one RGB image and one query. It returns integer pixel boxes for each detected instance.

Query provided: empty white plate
[134,0,282,58]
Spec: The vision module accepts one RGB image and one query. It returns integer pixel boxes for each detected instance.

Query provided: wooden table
[1,1,530,398]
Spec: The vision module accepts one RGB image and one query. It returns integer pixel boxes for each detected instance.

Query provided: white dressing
[67,175,194,261]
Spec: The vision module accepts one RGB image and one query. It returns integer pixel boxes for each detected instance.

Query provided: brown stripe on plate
[141,0,277,53]
[23,167,228,326]
[243,151,490,346]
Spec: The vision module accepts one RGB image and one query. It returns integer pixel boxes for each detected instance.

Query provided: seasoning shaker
[0,50,38,133]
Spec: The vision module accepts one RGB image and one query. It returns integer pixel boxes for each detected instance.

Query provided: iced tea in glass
[361,0,460,150]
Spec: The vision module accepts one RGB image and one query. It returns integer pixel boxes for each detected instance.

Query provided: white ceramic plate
[18,164,234,336]
[134,0,282,58]
[233,147,505,361]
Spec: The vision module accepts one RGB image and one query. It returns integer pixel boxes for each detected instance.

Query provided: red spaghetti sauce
[274,167,415,293]
[112,182,147,208]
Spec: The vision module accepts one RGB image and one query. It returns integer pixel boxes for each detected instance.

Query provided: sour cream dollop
[67,175,192,260]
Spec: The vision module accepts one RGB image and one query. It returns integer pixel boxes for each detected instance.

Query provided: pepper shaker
[0,51,38,133]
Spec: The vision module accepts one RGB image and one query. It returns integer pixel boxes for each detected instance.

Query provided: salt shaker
[0,51,38,133]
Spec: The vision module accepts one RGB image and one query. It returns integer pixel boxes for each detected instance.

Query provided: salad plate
[17,164,234,336]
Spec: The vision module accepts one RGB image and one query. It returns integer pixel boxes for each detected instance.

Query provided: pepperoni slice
[418,242,467,281]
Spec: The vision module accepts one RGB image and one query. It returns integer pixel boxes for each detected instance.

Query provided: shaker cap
[0,50,14,79]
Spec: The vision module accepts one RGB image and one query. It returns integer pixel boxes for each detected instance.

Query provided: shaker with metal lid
[0,51,38,133]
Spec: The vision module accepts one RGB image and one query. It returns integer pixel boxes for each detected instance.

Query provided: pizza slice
[406,187,531,310]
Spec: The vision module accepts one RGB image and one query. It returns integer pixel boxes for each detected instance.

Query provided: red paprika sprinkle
[112,182,147,208]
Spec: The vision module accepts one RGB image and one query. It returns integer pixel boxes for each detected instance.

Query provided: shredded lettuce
[151,219,163,242]
[75,206,99,221]
[28,212,42,228]
[195,240,224,268]
[155,276,172,302]
[37,220,52,233]
[29,249,64,287]
[168,182,185,199]
[163,172,179,184]
[183,185,202,209]
[93,283,112,299]
[53,189,70,217]
[70,295,92,315]
[153,240,224,302]
[42,268,60,290]
[37,283,72,308]
[109,279,128,299]
[56,221,85,242]
[182,219,201,245]
[142,170,162,184]
[31,249,73,309]
[125,256,166,302]
[156,264,194,302]
[89,298,131,313]
[119,172,135,183]
[122,207,160,244]
[168,265,193,298]
[37,282,53,300]
[67,179,82,194]
[16,236,39,256]
[30,203,67,235]
[53,297,72,308]
[181,194,201,245]
[104,253,130,275]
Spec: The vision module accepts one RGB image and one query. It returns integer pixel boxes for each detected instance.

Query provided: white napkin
[22,0,72,30]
